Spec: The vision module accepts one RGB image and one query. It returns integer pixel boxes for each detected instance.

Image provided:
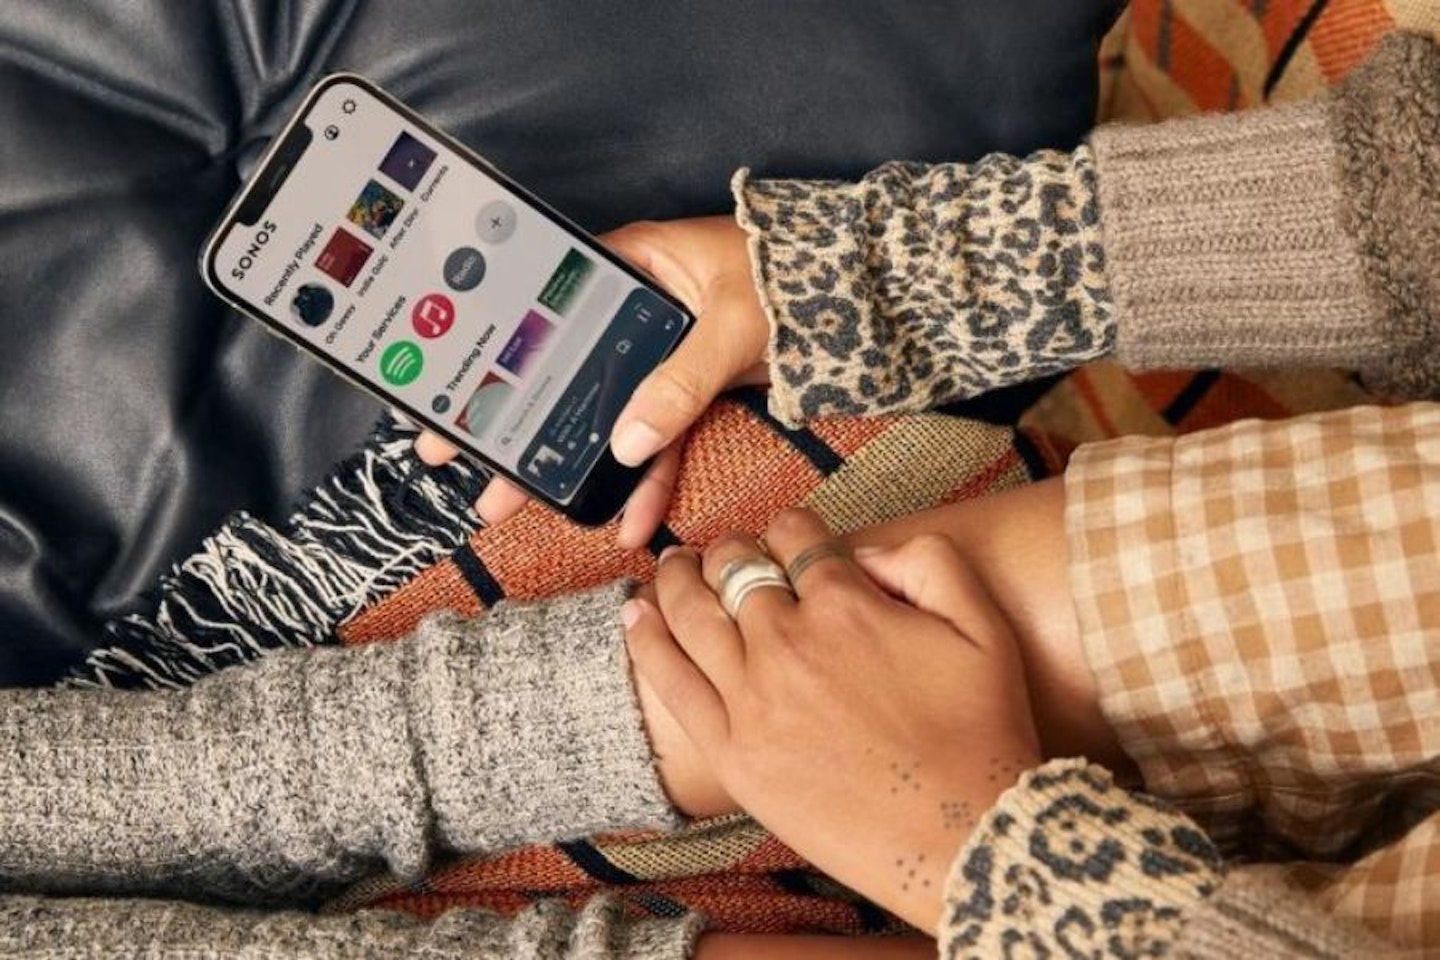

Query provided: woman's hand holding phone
[417,216,771,545]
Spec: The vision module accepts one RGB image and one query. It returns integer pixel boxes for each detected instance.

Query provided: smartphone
[201,74,693,525]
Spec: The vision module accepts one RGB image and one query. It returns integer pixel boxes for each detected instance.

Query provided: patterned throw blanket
[62,366,1369,934]
[65,0,1417,935]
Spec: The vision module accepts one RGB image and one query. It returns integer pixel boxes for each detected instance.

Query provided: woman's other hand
[416,216,768,547]
[624,507,1043,934]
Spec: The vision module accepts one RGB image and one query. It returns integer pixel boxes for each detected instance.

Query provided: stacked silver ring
[716,556,792,619]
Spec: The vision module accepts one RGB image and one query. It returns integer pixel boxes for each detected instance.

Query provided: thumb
[610,325,733,466]
[600,221,766,466]
[603,222,719,466]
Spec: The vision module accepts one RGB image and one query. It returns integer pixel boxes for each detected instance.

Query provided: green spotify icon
[380,340,424,386]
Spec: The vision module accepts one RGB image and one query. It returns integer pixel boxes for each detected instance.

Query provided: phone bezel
[199,72,693,527]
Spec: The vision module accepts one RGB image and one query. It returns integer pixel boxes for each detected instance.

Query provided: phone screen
[204,76,688,510]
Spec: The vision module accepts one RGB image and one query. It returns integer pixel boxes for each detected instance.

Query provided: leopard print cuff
[733,149,1114,428]
[940,759,1223,958]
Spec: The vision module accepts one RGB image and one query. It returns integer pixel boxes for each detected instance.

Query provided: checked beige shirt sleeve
[1065,402,1440,951]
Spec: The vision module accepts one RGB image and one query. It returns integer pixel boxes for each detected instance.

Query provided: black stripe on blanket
[62,417,487,690]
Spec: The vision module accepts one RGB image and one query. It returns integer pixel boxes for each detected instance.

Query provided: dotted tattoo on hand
[939,799,974,831]
[986,755,1025,785]
[888,759,923,795]
[896,852,931,893]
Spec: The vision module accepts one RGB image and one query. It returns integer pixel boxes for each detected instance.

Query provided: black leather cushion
[0,1,1120,685]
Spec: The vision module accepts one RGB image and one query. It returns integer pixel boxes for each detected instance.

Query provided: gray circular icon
[443,246,486,292]
[431,394,451,414]
[475,200,517,244]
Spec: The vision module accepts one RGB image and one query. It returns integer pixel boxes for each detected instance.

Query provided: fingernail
[612,420,663,466]
[658,544,683,563]
[852,545,884,558]
[620,598,646,629]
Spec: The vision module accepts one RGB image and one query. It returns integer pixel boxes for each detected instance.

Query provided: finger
[852,536,1012,648]
[617,443,683,550]
[621,595,728,749]
[415,431,460,466]
[474,477,530,526]
[699,532,797,635]
[653,546,747,692]
[761,507,875,601]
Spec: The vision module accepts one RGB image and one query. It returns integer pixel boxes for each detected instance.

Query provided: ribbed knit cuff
[409,580,685,853]
[940,759,1224,958]
[1329,32,1440,398]
[1091,98,1386,370]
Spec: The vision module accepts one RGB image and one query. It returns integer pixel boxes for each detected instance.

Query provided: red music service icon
[412,292,455,338]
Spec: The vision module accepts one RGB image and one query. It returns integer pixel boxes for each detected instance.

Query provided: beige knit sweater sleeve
[736,31,1440,426]
[1091,30,1440,397]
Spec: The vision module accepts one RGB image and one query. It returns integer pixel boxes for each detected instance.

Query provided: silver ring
[717,556,793,620]
[784,541,851,587]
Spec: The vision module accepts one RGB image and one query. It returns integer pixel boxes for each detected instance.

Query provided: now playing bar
[516,287,685,503]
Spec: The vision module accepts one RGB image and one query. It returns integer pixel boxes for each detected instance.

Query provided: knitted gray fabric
[0,579,681,908]
[1089,96,1386,372]
[1329,31,1440,398]
[0,893,702,959]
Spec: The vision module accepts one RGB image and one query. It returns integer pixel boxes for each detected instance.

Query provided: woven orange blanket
[328,364,1372,934]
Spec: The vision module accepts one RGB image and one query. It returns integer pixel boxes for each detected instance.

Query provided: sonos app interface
[215,81,686,504]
